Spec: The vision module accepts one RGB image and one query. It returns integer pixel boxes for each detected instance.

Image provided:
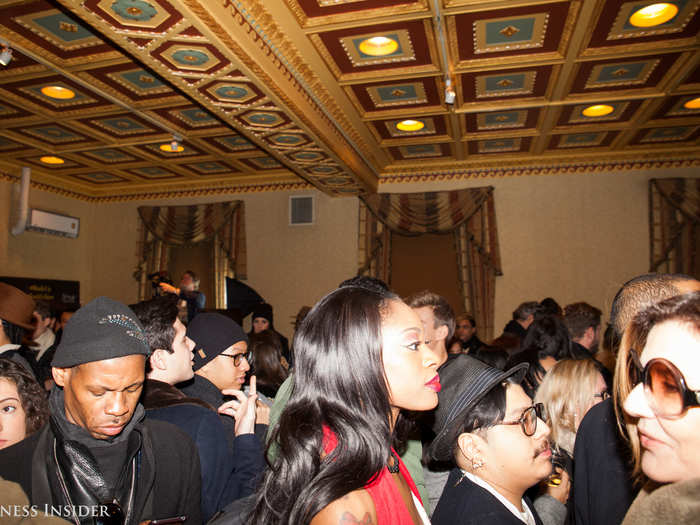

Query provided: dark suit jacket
[432,468,543,525]
[571,398,637,525]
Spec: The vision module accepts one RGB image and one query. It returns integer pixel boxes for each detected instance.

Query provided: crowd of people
[0,271,698,525]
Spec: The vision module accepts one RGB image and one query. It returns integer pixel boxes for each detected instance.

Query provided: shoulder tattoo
[339,511,373,525]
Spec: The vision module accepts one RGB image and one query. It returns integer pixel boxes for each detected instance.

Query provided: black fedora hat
[430,355,528,462]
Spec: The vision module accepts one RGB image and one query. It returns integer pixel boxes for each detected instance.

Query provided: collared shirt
[462,470,536,525]
[33,329,56,359]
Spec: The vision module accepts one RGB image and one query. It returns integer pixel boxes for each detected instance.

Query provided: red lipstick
[426,374,441,392]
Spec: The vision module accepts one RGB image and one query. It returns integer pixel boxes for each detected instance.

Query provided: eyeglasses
[496,403,544,436]
[593,391,610,401]
[220,352,250,367]
[628,352,700,417]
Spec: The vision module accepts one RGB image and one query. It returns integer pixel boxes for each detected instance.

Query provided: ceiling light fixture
[160,135,184,152]
[358,36,398,57]
[41,86,75,99]
[396,119,425,131]
[0,41,12,66]
[582,104,615,117]
[683,97,700,109]
[629,3,679,27]
[444,78,456,105]
[40,155,65,165]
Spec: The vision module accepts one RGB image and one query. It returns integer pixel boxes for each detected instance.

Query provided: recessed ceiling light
[683,97,700,109]
[358,36,398,57]
[40,155,65,164]
[40,86,75,99]
[582,104,615,117]
[396,119,425,131]
[629,3,679,27]
[159,142,184,152]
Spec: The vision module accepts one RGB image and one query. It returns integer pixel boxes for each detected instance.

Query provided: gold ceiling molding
[0,171,95,201]
[380,157,700,184]
[285,0,430,28]
[89,180,313,202]
[2,0,700,198]
[0,169,312,202]
[50,0,373,194]
[190,0,380,189]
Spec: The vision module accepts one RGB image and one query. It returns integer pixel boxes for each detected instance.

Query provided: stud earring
[472,458,484,470]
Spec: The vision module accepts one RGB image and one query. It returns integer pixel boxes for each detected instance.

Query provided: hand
[219,376,258,435]
[545,467,570,504]
[159,282,178,294]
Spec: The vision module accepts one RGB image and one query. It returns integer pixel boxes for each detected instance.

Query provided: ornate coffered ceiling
[0,0,698,200]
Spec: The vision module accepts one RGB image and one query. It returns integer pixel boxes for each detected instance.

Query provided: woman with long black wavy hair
[248,285,440,525]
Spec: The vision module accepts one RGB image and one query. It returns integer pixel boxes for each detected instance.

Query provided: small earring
[472,458,484,470]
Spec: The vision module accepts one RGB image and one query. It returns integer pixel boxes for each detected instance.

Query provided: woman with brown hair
[614,291,700,524]
[0,357,49,449]
[248,330,289,398]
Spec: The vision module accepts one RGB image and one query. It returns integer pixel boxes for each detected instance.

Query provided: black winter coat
[0,418,201,524]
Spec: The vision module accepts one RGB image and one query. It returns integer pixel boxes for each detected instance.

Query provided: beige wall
[1,183,358,340]
[0,179,95,297]
[382,166,699,337]
[2,166,697,341]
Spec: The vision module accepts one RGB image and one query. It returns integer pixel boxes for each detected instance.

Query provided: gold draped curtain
[649,178,700,276]
[135,202,247,307]
[358,188,502,340]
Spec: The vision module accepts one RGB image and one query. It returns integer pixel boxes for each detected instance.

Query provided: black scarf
[47,388,144,525]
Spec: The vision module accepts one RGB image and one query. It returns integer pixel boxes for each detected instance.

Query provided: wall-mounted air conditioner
[26,209,80,238]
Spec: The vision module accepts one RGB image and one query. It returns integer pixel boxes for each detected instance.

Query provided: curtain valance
[361,187,492,235]
[358,187,501,340]
[138,202,241,245]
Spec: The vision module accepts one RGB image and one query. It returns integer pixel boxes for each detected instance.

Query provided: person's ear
[457,432,488,470]
[435,324,449,342]
[52,366,70,387]
[150,349,169,371]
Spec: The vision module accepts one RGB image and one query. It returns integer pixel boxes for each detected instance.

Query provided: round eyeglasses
[220,352,250,367]
[496,403,544,436]
[628,352,700,417]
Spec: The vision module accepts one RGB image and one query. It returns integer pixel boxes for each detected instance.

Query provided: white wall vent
[289,195,314,226]
[26,209,80,238]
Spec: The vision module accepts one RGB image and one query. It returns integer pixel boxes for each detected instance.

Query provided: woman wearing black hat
[248,285,440,525]
[249,303,292,366]
[430,356,552,525]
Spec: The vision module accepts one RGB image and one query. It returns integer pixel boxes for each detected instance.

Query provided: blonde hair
[535,358,601,455]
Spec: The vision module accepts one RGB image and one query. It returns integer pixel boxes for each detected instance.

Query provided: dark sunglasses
[496,403,544,436]
[220,352,251,367]
[628,352,700,417]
